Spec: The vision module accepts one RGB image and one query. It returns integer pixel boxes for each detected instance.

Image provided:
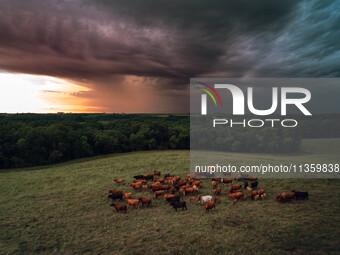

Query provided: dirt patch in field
[224,217,246,227]
[283,246,298,252]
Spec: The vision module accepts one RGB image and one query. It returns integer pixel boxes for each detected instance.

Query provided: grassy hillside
[1,139,340,254]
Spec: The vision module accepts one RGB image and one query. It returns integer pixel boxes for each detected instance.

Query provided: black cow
[108,193,123,201]
[292,190,309,200]
[166,196,180,203]
[170,201,187,212]
[133,175,145,180]
[211,177,220,182]
[173,184,181,191]
[244,181,249,189]
[145,175,154,181]
[251,181,258,189]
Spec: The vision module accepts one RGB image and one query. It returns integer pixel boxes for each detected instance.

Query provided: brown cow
[154,178,165,184]
[138,197,152,207]
[131,183,142,191]
[164,194,175,202]
[175,180,186,187]
[170,187,176,194]
[192,181,202,187]
[127,199,140,209]
[230,184,241,191]
[214,187,222,195]
[250,191,258,200]
[124,192,132,200]
[109,190,123,195]
[192,185,199,194]
[185,187,195,195]
[110,203,127,213]
[133,180,147,184]
[149,185,170,193]
[205,201,216,212]
[214,196,221,203]
[230,192,244,200]
[179,188,186,196]
[189,196,196,202]
[221,178,233,184]
[277,192,295,202]
[114,179,124,184]
[154,190,165,198]
[229,189,242,194]
[258,189,265,196]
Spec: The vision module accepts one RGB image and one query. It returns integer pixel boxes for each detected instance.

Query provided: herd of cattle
[108,171,309,213]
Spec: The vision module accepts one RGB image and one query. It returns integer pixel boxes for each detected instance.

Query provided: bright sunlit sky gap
[0,72,97,113]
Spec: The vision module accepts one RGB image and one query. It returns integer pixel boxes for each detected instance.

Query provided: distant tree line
[0,113,339,169]
[296,114,340,138]
[191,114,340,154]
[191,125,301,154]
[0,114,189,169]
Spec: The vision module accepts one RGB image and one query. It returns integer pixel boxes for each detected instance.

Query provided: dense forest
[0,114,189,169]
[0,113,339,169]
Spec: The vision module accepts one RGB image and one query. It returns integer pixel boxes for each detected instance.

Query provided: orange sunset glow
[0,72,189,113]
[0,73,97,113]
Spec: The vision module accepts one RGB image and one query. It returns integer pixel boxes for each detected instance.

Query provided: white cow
[197,195,213,204]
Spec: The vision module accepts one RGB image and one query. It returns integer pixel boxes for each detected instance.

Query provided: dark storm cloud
[0,0,339,112]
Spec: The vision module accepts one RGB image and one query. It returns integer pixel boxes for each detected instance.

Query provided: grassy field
[1,139,340,254]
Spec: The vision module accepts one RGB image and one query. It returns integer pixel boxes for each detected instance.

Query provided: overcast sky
[0,0,339,113]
